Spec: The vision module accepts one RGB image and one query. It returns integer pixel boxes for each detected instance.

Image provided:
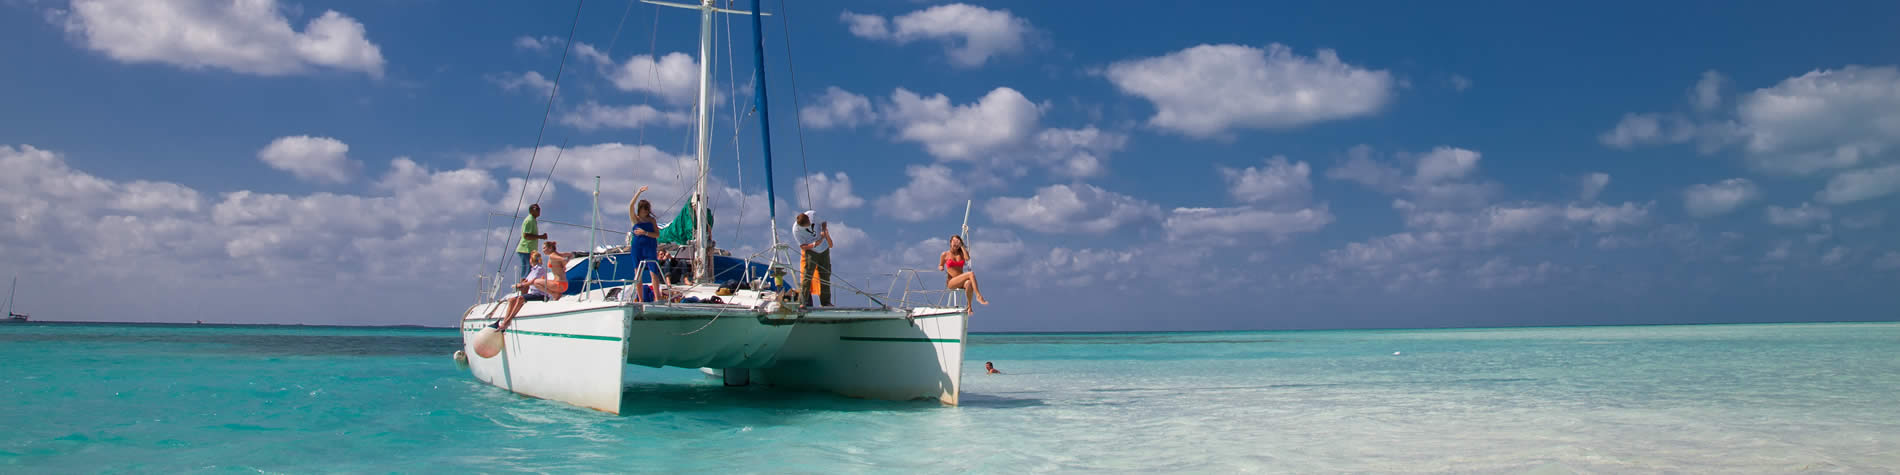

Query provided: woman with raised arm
[627,186,660,302]
[939,235,989,313]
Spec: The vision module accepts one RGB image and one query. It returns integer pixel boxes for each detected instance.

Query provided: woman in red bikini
[939,235,989,312]
[534,241,571,297]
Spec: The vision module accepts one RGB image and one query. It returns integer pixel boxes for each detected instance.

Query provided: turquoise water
[3,322,1898,472]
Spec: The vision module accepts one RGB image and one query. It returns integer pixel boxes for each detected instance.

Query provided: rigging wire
[493,0,587,279]
[532,137,571,204]
[774,0,815,213]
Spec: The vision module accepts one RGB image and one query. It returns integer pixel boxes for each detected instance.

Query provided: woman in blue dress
[627,186,661,302]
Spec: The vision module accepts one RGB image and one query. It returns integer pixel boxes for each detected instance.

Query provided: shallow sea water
[2,322,1897,473]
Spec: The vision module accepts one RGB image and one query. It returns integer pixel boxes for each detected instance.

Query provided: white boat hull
[460,288,969,413]
[459,301,630,413]
[747,307,969,405]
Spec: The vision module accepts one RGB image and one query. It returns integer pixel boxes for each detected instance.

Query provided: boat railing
[884,268,960,309]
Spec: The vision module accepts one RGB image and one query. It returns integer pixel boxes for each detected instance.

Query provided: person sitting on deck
[533,240,572,298]
[496,252,551,331]
[940,234,989,313]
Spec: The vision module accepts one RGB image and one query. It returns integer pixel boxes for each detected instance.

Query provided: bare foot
[977,296,990,305]
[964,305,975,314]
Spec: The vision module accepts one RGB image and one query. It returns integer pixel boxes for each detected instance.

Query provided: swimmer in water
[985,361,1001,374]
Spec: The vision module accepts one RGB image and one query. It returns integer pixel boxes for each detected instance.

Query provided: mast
[643,0,767,282]
[750,0,779,257]
[5,277,13,316]
[692,0,715,283]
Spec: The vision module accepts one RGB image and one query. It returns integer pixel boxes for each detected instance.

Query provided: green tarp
[657,200,711,245]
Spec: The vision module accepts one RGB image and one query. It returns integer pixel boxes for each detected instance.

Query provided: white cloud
[1449,74,1473,92]
[1875,251,1900,271]
[257,135,359,184]
[56,0,384,78]
[800,87,876,129]
[1163,206,1333,243]
[514,35,561,51]
[795,172,865,210]
[1326,145,1496,208]
[1033,127,1126,178]
[1691,70,1726,112]
[558,102,690,130]
[1469,257,1561,290]
[839,4,1033,68]
[985,184,1161,234]
[1580,172,1611,201]
[885,87,1040,160]
[877,164,970,222]
[1765,202,1832,228]
[1598,113,1696,149]
[489,71,555,97]
[1820,246,1849,266]
[1815,164,1900,204]
[608,52,703,105]
[1763,240,1792,262]
[1842,211,1885,230]
[1682,178,1759,218]
[1734,66,1900,175]
[1104,43,1394,138]
[1221,156,1312,204]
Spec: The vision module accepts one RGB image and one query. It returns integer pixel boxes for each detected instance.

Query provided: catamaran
[457,0,971,414]
[6,277,27,322]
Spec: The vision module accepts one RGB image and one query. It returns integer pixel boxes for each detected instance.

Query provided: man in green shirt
[518,204,547,279]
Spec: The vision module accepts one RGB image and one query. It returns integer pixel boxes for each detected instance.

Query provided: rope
[492,0,587,281]
[532,137,570,204]
[775,0,814,212]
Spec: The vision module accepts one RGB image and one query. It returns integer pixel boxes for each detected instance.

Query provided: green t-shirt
[517,215,539,253]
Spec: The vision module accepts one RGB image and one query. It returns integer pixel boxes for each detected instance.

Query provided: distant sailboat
[6,277,28,322]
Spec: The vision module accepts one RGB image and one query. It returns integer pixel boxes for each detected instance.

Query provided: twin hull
[459,300,968,414]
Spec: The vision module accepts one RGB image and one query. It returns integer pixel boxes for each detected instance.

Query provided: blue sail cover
[751,0,777,220]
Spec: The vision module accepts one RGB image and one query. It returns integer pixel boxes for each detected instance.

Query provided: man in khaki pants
[794,210,833,306]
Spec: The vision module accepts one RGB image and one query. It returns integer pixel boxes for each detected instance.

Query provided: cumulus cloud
[1580,172,1611,201]
[490,71,556,97]
[1733,66,1900,175]
[1163,206,1334,243]
[607,52,703,105]
[257,135,359,184]
[1598,113,1697,149]
[1815,164,1900,204]
[514,35,561,51]
[1104,43,1394,138]
[55,0,385,78]
[1692,70,1727,112]
[885,87,1040,160]
[1469,257,1561,290]
[800,87,876,129]
[1876,251,1900,271]
[1033,127,1126,178]
[1682,178,1759,218]
[558,102,690,130]
[839,4,1034,68]
[985,184,1161,234]
[877,164,970,222]
[1327,145,1496,208]
[1765,202,1832,228]
[1221,156,1312,204]
[795,172,865,211]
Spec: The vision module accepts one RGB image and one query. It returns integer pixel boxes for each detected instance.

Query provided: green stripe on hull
[838,336,961,343]
[460,327,622,342]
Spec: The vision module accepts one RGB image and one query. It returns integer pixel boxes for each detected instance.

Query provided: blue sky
[2,0,1898,331]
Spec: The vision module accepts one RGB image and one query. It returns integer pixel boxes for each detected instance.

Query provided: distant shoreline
[9,318,1897,334]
